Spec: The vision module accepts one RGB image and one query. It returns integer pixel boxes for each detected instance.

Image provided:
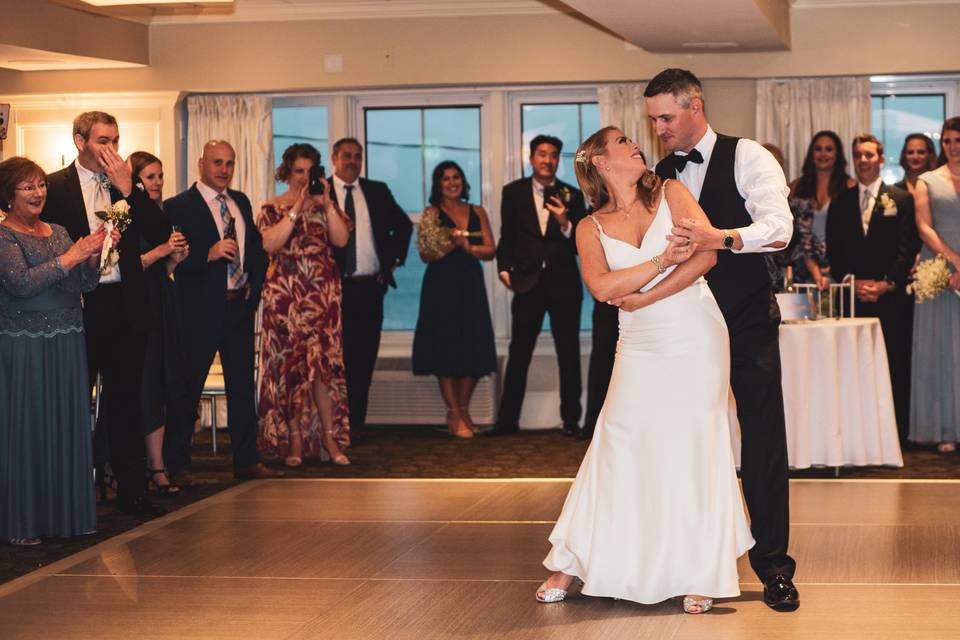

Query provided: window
[869,76,958,184]
[271,105,329,195]
[519,101,600,332]
[364,106,483,331]
[521,103,600,182]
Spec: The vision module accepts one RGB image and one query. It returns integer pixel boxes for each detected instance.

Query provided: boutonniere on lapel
[559,186,572,204]
[94,199,132,275]
[879,192,898,217]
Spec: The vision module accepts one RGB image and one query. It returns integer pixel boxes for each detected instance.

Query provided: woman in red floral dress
[257,143,352,466]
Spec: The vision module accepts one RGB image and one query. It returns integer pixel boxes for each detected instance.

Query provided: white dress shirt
[531,178,572,238]
[858,177,883,235]
[75,159,121,283]
[196,180,246,290]
[672,126,793,253]
[333,174,380,276]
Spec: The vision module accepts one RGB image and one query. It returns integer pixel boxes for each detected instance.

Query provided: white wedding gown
[544,190,754,603]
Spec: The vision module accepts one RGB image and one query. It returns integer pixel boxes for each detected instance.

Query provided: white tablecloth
[732,318,904,469]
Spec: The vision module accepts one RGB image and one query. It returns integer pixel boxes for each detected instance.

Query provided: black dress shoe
[485,424,519,437]
[117,495,167,518]
[576,427,594,441]
[763,574,799,611]
[562,422,579,437]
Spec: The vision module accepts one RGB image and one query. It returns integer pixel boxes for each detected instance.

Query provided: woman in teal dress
[910,117,960,452]
[412,161,497,438]
[0,157,108,545]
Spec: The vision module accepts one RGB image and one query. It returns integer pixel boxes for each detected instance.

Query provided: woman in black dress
[412,161,497,438]
[130,152,189,496]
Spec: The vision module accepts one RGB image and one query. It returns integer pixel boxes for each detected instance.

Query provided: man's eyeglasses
[15,183,47,194]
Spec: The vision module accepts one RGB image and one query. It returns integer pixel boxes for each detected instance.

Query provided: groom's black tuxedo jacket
[825,182,919,290]
[329,177,413,288]
[41,162,169,329]
[495,177,586,294]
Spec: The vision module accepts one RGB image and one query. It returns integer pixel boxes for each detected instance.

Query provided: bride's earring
[604,165,611,171]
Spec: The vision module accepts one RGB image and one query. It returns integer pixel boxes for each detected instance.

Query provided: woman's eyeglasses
[15,183,47,194]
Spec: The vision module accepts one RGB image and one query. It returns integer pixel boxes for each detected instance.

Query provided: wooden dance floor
[1,478,959,639]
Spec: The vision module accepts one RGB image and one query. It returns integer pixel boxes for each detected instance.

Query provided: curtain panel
[755,77,871,182]
[186,95,273,208]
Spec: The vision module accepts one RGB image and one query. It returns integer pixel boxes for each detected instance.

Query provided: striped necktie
[217,193,246,289]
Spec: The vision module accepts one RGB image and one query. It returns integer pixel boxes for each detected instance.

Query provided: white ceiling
[0,43,145,71]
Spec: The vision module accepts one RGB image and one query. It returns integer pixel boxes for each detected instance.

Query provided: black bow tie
[672,149,704,173]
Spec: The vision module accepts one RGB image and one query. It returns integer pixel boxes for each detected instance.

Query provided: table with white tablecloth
[731,317,904,469]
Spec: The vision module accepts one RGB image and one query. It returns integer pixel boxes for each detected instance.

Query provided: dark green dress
[412,207,497,378]
[0,224,98,540]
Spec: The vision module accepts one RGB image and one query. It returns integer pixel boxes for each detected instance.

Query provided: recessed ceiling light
[680,42,738,49]
[79,1,232,6]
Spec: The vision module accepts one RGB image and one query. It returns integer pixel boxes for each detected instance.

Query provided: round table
[731,317,904,469]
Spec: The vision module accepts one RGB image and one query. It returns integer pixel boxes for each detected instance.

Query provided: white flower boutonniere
[880,192,898,217]
[560,186,572,204]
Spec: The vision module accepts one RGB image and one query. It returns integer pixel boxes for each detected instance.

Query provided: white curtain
[755,77,871,182]
[186,95,273,208]
[598,84,664,167]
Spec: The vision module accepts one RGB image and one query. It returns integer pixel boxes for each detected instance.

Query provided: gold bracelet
[651,255,666,274]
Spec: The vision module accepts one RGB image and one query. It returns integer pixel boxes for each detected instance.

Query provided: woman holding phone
[256,143,353,466]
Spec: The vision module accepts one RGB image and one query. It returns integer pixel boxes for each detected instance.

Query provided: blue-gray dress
[0,224,99,540]
[909,171,960,444]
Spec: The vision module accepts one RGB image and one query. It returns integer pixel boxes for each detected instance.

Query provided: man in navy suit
[42,110,169,517]
[488,134,587,436]
[329,137,413,436]
[163,140,280,482]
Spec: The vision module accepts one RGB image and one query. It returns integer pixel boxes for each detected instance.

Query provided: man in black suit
[329,137,413,436]
[163,140,280,482]
[41,111,168,516]
[826,134,920,443]
[644,69,797,611]
[489,134,587,437]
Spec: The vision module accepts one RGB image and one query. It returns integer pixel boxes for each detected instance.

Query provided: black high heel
[146,468,181,498]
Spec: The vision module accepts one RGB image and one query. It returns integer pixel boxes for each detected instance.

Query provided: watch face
[723,234,734,248]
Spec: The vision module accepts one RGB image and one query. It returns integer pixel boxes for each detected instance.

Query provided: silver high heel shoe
[682,595,713,614]
[535,577,583,603]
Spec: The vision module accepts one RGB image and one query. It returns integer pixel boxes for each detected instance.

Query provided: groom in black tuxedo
[42,111,169,516]
[489,135,586,436]
[644,69,799,611]
[826,134,919,442]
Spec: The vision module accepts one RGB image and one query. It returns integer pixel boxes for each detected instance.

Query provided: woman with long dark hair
[782,131,857,289]
[895,133,938,194]
[412,161,497,438]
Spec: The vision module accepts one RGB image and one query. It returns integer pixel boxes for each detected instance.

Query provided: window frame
[351,91,495,346]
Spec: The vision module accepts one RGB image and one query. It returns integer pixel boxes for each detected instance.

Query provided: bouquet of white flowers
[94,199,131,275]
[906,254,956,303]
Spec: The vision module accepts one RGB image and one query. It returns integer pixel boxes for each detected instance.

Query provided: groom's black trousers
[725,287,796,581]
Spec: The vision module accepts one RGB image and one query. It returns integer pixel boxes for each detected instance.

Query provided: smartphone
[308,165,326,196]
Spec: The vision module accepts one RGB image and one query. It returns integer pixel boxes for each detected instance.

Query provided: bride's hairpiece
[575,150,587,164]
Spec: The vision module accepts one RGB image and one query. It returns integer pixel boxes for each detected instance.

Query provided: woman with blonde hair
[536,127,753,614]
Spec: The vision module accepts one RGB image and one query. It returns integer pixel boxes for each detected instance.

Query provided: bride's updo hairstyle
[574,126,662,211]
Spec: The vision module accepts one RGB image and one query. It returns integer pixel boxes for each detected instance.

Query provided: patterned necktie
[217,193,246,289]
[860,188,873,235]
[672,148,704,173]
[95,173,112,212]
[343,185,357,276]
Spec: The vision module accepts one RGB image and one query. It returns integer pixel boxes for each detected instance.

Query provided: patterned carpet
[2,425,958,584]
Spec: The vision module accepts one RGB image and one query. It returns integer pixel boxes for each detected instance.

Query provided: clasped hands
[854,279,894,303]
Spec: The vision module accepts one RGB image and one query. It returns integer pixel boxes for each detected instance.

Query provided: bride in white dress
[538,127,754,614]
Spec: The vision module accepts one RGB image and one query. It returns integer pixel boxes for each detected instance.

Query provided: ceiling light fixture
[79,0,232,6]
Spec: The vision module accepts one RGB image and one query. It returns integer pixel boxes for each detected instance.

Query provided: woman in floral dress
[257,144,352,466]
